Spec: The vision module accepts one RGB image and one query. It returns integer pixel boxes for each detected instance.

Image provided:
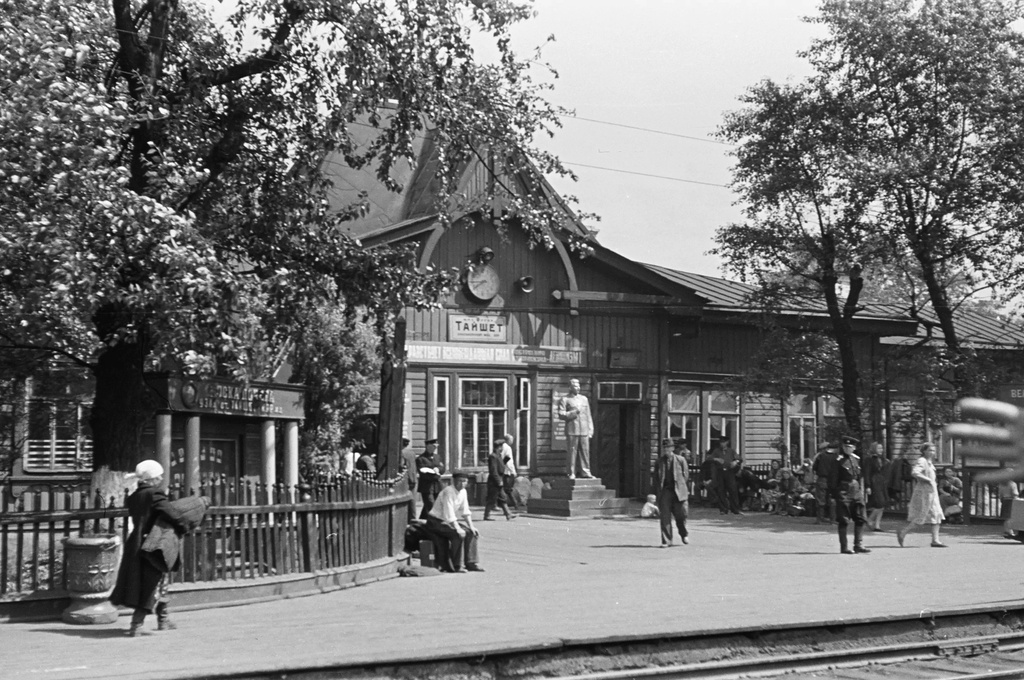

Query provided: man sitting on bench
[425,470,485,573]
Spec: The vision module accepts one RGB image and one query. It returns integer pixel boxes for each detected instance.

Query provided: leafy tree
[1,0,575,472]
[715,0,1024,433]
[714,76,877,435]
[807,0,1024,394]
[290,303,381,475]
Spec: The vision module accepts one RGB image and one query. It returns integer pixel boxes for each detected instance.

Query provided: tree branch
[204,1,305,87]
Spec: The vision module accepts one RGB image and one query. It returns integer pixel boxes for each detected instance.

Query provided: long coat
[654,453,689,501]
[110,484,186,613]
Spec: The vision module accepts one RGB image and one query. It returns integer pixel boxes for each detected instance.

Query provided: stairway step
[548,477,606,490]
[527,498,635,512]
[540,488,618,501]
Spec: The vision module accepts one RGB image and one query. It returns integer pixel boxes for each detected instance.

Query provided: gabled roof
[321,119,592,241]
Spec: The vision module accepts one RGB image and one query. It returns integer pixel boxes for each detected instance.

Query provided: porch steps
[527,477,636,518]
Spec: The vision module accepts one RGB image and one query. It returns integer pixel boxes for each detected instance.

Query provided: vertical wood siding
[669,323,761,374]
[406,368,427,446]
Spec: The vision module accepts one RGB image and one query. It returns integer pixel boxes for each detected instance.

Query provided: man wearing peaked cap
[416,439,445,520]
[833,435,869,555]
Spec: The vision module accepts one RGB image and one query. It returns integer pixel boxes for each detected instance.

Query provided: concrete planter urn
[62,534,122,625]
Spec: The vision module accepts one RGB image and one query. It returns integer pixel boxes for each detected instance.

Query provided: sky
[501,0,825,277]
[206,0,825,278]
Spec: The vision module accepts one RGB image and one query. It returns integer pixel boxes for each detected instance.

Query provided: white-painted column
[261,419,276,503]
[155,412,172,492]
[283,420,299,503]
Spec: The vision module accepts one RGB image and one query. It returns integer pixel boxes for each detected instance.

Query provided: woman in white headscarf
[110,460,188,636]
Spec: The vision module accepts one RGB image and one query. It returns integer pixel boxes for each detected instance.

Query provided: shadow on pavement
[32,626,128,639]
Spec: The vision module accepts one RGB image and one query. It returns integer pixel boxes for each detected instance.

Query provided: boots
[128,608,146,637]
[156,601,176,631]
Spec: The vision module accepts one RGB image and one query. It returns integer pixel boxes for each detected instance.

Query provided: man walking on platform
[558,378,595,479]
[655,438,690,547]
[484,442,516,521]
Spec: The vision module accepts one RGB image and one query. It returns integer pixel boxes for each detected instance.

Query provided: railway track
[558,631,1024,680]
[206,610,1024,680]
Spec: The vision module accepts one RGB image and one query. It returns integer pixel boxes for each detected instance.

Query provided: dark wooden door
[594,404,641,497]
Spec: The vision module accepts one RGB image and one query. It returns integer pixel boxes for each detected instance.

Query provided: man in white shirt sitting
[426,470,485,573]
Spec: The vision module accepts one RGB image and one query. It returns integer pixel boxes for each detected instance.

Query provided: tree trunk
[823,275,865,438]
[89,338,159,472]
[917,256,973,395]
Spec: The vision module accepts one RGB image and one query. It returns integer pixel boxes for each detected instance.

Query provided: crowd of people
[660,434,999,553]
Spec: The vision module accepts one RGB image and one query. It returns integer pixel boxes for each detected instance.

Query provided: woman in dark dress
[110,460,186,636]
[864,442,890,531]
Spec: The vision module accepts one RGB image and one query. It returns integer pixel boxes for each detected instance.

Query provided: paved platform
[4,506,1024,680]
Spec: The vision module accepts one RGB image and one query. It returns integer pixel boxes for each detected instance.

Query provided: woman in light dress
[897,442,947,548]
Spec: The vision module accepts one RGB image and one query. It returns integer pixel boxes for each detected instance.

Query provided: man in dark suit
[415,439,445,520]
[483,444,515,521]
[655,437,690,547]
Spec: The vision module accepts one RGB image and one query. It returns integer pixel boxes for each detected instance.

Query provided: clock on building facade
[464,263,500,302]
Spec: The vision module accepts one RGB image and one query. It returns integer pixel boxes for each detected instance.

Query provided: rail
[1,472,410,597]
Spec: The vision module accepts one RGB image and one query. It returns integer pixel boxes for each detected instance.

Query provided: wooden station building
[324,128,919,513]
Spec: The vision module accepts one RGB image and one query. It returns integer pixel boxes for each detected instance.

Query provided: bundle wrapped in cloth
[141,495,212,573]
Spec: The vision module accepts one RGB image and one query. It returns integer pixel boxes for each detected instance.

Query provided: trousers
[657,489,688,545]
[567,435,592,477]
[425,516,479,570]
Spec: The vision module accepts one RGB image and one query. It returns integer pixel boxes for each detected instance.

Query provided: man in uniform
[558,378,595,479]
[831,435,870,554]
[416,439,445,520]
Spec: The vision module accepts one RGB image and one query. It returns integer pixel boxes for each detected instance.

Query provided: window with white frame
[666,386,700,456]
[598,382,642,401]
[708,390,739,452]
[25,400,93,471]
[458,378,506,469]
[433,377,450,470]
[515,377,531,469]
[822,395,845,439]
[787,394,817,466]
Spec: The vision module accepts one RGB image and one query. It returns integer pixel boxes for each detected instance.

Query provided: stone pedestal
[526,477,636,518]
[62,534,121,625]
